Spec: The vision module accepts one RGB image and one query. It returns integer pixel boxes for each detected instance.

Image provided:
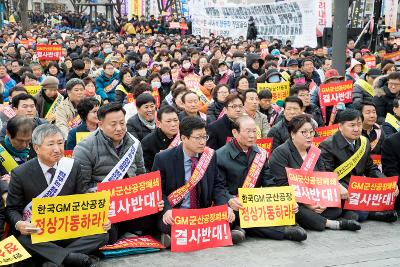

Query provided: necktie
[48,167,56,184]
[349,143,355,151]
[190,157,199,209]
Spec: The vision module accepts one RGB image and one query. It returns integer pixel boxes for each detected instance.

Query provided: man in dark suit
[152,116,239,247]
[320,109,398,222]
[207,93,244,150]
[141,105,180,171]
[7,124,109,267]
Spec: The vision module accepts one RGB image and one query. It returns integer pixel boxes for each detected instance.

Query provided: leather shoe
[339,219,361,231]
[231,226,246,244]
[369,210,398,222]
[283,226,307,242]
[63,252,92,267]
[161,233,171,248]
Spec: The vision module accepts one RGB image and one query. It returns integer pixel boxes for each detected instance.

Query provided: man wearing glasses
[152,116,240,247]
[207,94,244,150]
[373,72,400,124]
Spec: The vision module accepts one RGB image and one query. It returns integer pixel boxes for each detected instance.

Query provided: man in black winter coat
[207,94,244,150]
[141,106,179,171]
[373,72,400,123]
[127,94,156,141]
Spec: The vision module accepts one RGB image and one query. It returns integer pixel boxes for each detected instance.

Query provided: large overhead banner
[189,0,317,47]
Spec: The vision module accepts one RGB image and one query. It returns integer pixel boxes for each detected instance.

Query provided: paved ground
[100,221,400,267]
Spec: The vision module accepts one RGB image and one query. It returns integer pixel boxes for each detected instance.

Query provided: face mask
[293,77,306,85]
[151,81,161,88]
[182,62,191,70]
[161,75,171,83]
[268,75,281,83]
[129,61,136,67]
[138,69,147,77]
[104,47,112,54]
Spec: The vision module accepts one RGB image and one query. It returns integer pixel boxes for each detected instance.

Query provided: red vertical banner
[256,138,273,157]
[286,168,341,207]
[152,88,161,108]
[344,176,398,211]
[97,171,162,223]
[171,205,232,252]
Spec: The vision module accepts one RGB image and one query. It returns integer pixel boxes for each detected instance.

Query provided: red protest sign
[256,138,273,157]
[36,44,62,61]
[184,74,201,90]
[171,205,232,252]
[319,81,353,106]
[151,88,160,108]
[371,154,382,172]
[383,50,400,61]
[315,124,338,137]
[312,136,328,147]
[344,176,398,211]
[286,168,341,207]
[363,55,376,69]
[99,235,165,250]
[97,171,162,223]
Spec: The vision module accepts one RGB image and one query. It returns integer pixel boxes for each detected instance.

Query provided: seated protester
[0,86,27,124]
[382,132,400,198]
[258,89,282,127]
[66,97,100,150]
[268,96,303,152]
[152,117,238,246]
[159,67,173,101]
[300,57,322,87]
[95,62,120,103]
[233,75,250,96]
[290,85,324,127]
[0,94,47,143]
[0,63,16,102]
[0,116,37,203]
[359,101,385,155]
[7,124,109,266]
[381,97,400,138]
[160,80,186,108]
[141,106,179,171]
[345,59,364,83]
[19,72,40,87]
[218,116,307,242]
[46,61,66,90]
[34,76,64,123]
[319,109,398,222]
[198,75,215,114]
[65,59,87,81]
[177,57,195,80]
[207,84,229,124]
[73,103,154,244]
[55,78,85,139]
[352,69,380,110]
[243,89,270,138]
[267,114,360,232]
[123,81,152,122]
[215,61,232,85]
[207,93,244,150]
[373,72,400,124]
[178,91,207,121]
[127,94,157,141]
[115,68,134,105]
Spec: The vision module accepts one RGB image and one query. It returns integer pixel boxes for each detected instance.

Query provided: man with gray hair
[55,78,85,138]
[7,124,110,267]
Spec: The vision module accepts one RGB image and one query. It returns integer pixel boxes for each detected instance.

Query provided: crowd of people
[0,13,399,267]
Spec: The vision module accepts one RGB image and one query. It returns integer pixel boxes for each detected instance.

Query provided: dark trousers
[296,205,342,231]
[17,233,108,266]
[108,214,158,244]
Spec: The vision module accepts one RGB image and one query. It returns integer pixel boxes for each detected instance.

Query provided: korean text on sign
[99,235,165,250]
[35,44,62,61]
[256,138,273,157]
[98,171,162,223]
[0,236,31,266]
[256,82,290,103]
[238,186,296,228]
[31,191,110,244]
[318,80,353,106]
[171,205,232,252]
[344,176,398,211]
[286,168,341,207]
[315,124,338,137]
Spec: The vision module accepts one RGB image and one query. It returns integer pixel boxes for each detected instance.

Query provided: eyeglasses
[299,130,315,137]
[190,135,209,142]
[388,82,400,87]
[227,104,244,110]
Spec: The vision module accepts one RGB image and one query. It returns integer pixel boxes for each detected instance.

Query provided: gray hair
[32,124,64,146]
